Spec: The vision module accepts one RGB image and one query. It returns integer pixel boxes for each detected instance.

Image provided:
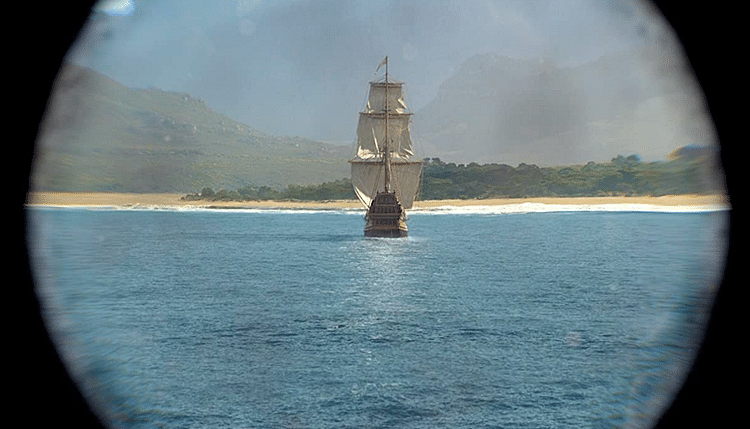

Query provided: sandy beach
[26,192,729,210]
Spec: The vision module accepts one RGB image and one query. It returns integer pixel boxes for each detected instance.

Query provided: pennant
[376,56,388,73]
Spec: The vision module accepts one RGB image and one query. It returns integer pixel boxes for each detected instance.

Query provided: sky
[70,0,675,143]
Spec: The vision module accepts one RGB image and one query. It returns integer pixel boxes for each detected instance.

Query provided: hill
[415,48,716,166]
[32,64,351,193]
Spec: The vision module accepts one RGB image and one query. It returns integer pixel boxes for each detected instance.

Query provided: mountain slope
[32,64,351,193]
[415,48,716,166]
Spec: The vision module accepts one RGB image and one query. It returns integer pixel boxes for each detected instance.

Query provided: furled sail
[351,79,422,209]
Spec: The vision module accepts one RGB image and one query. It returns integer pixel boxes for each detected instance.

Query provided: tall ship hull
[350,57,422,237]
[364,191,408,237]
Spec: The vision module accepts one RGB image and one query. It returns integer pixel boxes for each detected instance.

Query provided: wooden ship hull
[364,191,408,238]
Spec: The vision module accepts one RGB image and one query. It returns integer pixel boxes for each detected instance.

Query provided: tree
[626,154,641,167]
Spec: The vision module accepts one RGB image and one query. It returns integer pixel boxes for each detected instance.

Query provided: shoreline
[26,192,730,210]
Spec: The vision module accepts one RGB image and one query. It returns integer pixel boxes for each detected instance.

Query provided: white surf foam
[410,202,728,215]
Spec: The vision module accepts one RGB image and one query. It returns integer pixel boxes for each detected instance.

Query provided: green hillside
[31,64,351,193]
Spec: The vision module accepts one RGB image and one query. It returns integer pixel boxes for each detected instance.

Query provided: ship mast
[383,56,392,193]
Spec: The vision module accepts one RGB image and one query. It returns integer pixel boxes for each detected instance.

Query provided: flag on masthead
[376,56,388,73]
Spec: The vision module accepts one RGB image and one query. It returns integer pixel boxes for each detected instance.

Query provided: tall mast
[383,55,392,193]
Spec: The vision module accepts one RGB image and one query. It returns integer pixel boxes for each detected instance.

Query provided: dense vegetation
[418,153,721,199]
[184,149,723,203]
[183,179,355,202]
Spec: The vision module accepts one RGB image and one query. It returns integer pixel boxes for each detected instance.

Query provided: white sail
[391,162,422,208]
[351,162,382,208]
[354,113,415,160]
[364,82,408,115]
[351,161,422,209]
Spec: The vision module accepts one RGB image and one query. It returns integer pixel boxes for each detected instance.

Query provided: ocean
[26,205,728,428]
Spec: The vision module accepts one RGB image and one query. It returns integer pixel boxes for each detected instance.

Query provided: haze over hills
[32,46,717,193]
[33,64,351,193]
[415,47,716,166]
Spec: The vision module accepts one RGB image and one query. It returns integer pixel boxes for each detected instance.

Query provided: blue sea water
[27,206,728,428]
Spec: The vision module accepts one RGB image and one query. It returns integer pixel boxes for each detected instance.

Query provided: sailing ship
[350,56,423,237]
